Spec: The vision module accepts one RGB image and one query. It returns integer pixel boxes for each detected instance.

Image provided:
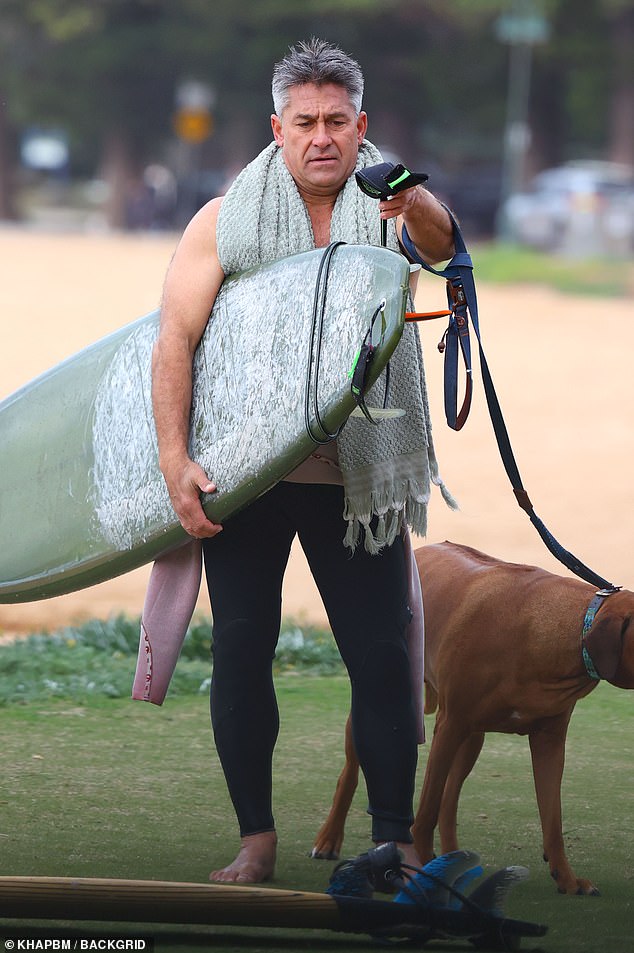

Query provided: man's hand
[163,458,223,539]
[378,187,418,221]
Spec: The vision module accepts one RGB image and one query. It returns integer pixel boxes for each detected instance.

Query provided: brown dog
[313,541,633,895]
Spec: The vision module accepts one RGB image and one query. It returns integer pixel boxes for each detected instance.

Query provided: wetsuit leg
[289,483,418,844]
[202,485,296,836]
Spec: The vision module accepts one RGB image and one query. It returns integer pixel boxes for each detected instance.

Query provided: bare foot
[209,831,277,884]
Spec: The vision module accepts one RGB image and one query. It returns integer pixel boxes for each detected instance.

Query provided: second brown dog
[312,541,633,895]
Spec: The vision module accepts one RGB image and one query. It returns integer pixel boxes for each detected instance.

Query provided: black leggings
[202,481,418,843]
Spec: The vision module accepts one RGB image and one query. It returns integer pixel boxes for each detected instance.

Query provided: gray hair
[272,38,364,116]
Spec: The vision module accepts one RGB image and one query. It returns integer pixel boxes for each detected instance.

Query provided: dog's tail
[424,680,438,715]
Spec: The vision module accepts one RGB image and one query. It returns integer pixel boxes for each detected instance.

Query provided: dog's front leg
[438,731,486,854]
[411,710,468,863]
[529,712,599,896]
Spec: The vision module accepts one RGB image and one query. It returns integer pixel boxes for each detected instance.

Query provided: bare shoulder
[193,194,225,228]
[160,196,226,343]
[167,195,226,282]
[177,195,225,252]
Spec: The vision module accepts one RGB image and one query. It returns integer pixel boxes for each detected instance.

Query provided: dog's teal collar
[581,589,618,680]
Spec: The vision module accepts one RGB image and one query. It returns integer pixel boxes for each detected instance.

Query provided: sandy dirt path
[1,225,632,634]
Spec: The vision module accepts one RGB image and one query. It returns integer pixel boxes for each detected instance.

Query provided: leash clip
[447,280,467,309]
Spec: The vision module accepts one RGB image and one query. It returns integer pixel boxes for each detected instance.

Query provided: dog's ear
[582,611,628,683]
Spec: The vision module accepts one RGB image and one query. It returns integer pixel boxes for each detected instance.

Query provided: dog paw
[553,871,600,896]
[575,880,601,897]
[310,847,340,861]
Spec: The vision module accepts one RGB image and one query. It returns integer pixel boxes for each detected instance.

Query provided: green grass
[470,242,634,299]
[0,615,344,705]
[1,644,632,952]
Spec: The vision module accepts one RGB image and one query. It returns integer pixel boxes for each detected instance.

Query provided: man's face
[271,82,367,199]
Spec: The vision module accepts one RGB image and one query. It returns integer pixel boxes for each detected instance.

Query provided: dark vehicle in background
[434,165,503,241]
[426,164,502,241]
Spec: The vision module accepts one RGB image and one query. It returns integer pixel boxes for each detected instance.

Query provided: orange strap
[405,310,452,322]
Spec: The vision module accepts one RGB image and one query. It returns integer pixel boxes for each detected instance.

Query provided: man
[152,38,455,884]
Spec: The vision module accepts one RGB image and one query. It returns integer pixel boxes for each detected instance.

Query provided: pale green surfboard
[0,243,409,603]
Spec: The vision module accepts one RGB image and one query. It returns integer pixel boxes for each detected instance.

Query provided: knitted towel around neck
[217,140,456,552]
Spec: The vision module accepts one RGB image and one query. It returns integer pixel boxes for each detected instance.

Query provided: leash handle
[401,219,475,431]
[401,212,619,592]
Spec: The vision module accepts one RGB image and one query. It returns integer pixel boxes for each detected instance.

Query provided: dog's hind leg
[438,731,485,854]
[312,714,359,860]
[529,711,599,896]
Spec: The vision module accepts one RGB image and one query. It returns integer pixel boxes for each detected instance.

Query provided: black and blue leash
[401,210,620,593]
[304,240,348,444]
[355,158,619,593]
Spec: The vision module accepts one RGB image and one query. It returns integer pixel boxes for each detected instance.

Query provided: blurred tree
[11,1,199,227]
[0,95,16,219]
[606,0,634,165]
[0,0,35,218]
[527,0,633,168]
[0,0,630,227]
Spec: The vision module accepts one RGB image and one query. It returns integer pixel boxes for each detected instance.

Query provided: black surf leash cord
[333,852,487,919]
[304,241,391,441]
[399,198,619,592]
[304,240,348,444]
